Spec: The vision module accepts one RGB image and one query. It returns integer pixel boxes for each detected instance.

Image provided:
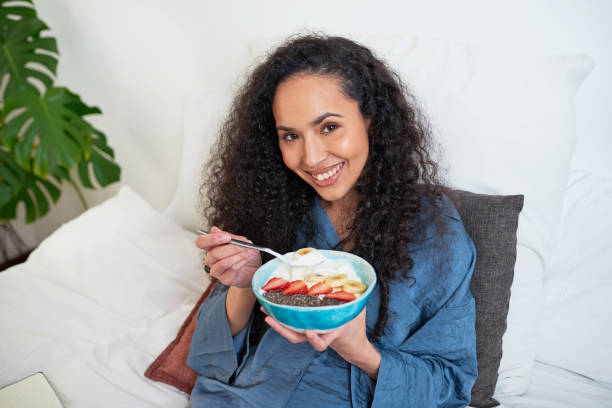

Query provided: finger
[208,246,257,270]
[196,224,255,260]
[210,226,252,244]
[214,257,253,286]
[209,250,252,280]
[195,230,231,250]
[265,316,308,344]
[260,306,268,315]
[205,241,256,266]
[229,233,250,242]
[305,330,333,352]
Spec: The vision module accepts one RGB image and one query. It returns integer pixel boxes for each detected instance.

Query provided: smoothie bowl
[252,249,377,332]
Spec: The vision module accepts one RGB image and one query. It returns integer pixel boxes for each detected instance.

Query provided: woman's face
[273,74,369,205]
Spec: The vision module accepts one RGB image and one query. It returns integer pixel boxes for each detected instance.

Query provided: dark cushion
[145,189,524,406]
[444,188,524,408]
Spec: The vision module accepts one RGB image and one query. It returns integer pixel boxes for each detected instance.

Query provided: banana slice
[304,273,326,283]
[324,273,348,288]
[342,280,367,294]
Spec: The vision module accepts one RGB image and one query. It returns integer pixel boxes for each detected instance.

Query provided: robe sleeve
[186,283,254,383]
[351,227,478,408]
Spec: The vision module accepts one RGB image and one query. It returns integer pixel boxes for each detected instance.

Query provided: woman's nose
[302,135,327,168]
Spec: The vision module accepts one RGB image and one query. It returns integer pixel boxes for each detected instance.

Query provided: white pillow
[249,35,594,396]
[0,186,205,406]
[537,169,612,384]
[163,92,233,231]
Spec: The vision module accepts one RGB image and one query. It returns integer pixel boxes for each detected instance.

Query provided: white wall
[11,0,612,250]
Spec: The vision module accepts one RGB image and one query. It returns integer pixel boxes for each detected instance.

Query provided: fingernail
[216,234,230,243]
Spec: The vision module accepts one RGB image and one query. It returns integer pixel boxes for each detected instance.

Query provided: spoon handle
[195,229,285,260]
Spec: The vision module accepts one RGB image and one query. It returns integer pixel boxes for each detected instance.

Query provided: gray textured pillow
[444,188,524,408]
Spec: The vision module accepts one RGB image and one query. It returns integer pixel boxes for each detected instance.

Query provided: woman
[187,34,477,407]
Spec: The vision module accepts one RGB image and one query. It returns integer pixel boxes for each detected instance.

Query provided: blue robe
[188,197,477,407]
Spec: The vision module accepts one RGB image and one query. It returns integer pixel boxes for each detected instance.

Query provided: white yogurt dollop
[287,248,327,266]
[276,248,361,286]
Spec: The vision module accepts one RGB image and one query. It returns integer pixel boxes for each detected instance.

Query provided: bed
[1,177,611,407]
[1,34,611,407]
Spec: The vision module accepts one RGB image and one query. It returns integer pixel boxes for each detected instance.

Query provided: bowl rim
[252,249,377,311]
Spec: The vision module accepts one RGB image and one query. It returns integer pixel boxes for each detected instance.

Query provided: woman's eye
[322,124,338,133]
[282,133,298,142]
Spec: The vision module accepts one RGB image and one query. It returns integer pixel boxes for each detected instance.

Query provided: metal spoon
[196,229,321,266]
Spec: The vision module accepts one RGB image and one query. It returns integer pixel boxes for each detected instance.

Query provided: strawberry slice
[282,280,308,295]
[307,282,333,296]
[326,291,356,302]
[262,277,290,292]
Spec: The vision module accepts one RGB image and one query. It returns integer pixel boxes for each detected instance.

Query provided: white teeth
[313,164,341,181]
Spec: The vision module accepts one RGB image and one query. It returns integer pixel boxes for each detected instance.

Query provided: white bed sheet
[2,186,611,407]
[496,361,612,408]
[0,186,199,407]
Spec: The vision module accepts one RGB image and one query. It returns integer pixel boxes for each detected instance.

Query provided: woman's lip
[306,162,344,177]
[308,162,344,186]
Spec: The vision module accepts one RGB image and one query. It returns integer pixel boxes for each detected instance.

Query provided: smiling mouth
[307,162,344,185]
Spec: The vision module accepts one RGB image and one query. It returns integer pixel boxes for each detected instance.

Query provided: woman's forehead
[272,74,358,125]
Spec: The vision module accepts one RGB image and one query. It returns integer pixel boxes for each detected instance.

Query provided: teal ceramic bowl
[252,250,377,332]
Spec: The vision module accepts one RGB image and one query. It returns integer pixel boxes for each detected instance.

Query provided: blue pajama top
[188,197,478,407]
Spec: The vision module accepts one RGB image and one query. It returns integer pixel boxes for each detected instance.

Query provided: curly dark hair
[200,33,446,339]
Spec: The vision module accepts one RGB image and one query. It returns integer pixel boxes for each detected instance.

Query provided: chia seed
[262,291,345,307]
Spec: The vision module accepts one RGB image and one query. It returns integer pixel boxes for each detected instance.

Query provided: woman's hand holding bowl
[263,307,381,379]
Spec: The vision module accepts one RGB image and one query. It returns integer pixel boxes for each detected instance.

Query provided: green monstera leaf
[0,1,121,224]
[1,87,110,178]
[77,129,121,188]
[0,0,58,97]
[0,147,60,222]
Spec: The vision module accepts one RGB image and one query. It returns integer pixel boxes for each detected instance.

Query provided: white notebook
[0,373,63,408]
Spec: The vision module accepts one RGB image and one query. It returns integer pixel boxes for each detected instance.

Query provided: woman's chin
[313,185,355,205]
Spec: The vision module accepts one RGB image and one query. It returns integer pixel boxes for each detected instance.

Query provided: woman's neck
[320,191,359,247]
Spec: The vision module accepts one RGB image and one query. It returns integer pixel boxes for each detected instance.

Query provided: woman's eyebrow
[309,112,343,126]
[276,112,344,132]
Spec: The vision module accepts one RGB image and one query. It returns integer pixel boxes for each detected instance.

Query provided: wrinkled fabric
[188,197,477,407]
